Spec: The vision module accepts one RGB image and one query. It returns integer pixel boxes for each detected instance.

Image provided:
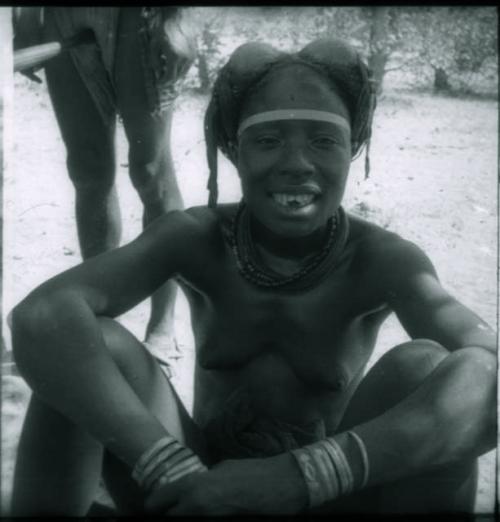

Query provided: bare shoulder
[183,203,237,231]
[347,212,437,282]
[161,204,238,286]
[144,205,227,244]
[182,203,238,242]
[144,203,238,263]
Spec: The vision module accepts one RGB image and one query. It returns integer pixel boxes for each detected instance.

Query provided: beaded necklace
[226,202,349,292]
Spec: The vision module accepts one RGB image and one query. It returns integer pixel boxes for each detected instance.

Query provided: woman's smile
[269,183,321,214]
[234,67,352,238]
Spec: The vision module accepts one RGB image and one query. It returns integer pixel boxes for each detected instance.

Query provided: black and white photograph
[1,5,498,516]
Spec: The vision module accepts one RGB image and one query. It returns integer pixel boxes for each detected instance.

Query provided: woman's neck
[249,214,329,262]
[231,204,346,288]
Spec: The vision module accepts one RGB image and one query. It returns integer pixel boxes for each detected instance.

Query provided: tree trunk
[197,26,214,92]
[368,52,389,94]
[433,67,451,93]
[367,6,390,94]
[197,52,210,92]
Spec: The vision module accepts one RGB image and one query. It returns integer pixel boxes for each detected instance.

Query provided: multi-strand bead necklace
[226,202,349,292]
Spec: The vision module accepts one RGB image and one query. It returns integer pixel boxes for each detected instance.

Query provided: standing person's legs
[113,8,184,349]
[316,340,478,514]
[11,318,208,516]
[43,8,121,259]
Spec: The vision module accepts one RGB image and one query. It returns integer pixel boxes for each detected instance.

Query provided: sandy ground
[1,73,498,514]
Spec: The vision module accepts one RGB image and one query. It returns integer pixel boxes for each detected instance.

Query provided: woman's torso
[177,205,393,442]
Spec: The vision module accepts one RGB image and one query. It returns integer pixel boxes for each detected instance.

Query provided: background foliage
[182,6,497,97]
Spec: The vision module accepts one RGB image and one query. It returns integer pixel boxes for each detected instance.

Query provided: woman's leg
[320,340,478,514]
[43,8,121,259]
[112,8,185,347]
[11,318,207,516]
[11,395,104,516]
[97,318,209,514]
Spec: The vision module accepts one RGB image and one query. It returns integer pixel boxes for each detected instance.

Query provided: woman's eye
[255,136,282,147]
[311,136,339,148]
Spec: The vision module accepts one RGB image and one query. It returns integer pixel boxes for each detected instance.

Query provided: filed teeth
[272,193,315,207]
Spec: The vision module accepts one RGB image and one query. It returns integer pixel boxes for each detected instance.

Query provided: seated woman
[10,38,496,516]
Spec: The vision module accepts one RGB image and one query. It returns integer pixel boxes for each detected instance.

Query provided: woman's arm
[12,210,200,467]
[144,337,495,515]
[321,239,496,495]
[349,239,496,484]
[143,238,496,514]
[348,346,496,487]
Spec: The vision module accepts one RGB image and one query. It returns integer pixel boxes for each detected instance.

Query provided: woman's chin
[262,217,327,239]
[264,205,333,239]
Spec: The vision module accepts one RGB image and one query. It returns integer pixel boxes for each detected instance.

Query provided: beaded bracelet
[132,435,207,493]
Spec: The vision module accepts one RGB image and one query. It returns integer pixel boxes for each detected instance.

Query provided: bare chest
[184,269,388,392]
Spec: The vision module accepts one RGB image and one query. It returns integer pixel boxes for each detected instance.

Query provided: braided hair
[204,38,377,208]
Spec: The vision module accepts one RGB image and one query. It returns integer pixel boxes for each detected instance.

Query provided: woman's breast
[194,341,366,431]
[190,287,386,427]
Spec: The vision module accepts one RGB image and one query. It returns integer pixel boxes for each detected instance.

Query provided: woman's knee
[340,340,449,429]
[375,339,449,384]
[368,339,449,402]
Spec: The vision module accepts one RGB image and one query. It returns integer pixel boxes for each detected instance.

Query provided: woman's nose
[279,145,314,177]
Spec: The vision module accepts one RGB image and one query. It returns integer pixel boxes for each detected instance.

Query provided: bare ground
[1,74,498,514]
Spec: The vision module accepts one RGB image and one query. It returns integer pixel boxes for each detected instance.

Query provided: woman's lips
[267,193,320,220]
[272,192,315,207]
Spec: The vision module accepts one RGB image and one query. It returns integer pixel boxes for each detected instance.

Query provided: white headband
[237,109,350,138]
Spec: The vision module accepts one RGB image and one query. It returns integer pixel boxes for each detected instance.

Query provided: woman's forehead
[241,64,349,120]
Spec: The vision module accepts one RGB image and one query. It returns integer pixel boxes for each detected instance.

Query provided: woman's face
[235,65,351,238]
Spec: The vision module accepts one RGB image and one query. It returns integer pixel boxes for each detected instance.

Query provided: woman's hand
[144,453,309,515]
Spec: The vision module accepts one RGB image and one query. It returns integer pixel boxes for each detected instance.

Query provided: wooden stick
[13,29,94,72]
[14,42,62,72]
